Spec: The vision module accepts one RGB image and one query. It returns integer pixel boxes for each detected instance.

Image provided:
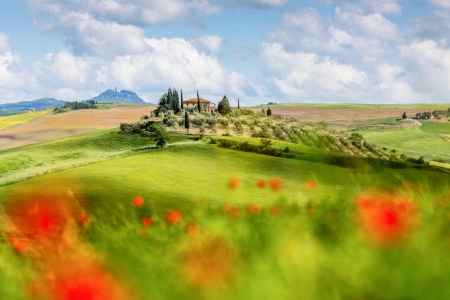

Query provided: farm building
[183,98,216,113]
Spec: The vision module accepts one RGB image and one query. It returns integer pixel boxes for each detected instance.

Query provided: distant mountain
[90,89,146,104]
[0,98,67,115]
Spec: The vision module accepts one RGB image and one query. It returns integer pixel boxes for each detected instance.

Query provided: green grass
[0,110,51,130]
[1,135,450,299]
[359,121,450,162]
[0,130,176,186]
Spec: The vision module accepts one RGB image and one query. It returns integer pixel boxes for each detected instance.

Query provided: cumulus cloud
[429,0,450,9]
[265,6,401,66]
[261,43,367,101]
[26,0,221,27]
[190,35,223,54]
[399,40,450,98]
[4,37,253,103]
[220,0,289,8]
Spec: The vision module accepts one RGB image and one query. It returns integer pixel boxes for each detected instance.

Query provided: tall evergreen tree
[238,98,240,109]
[266,107,272,116]
[172,88,180,114]
[167,88,173,110]
[185,111,190,132]
[180,89,184,110]
[402,111,407,119]
[197,90,201,113]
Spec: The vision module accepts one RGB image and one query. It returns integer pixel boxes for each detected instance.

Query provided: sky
[0,0,450,105]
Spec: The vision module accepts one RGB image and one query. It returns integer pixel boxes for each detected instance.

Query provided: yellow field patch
[0,110,51,131]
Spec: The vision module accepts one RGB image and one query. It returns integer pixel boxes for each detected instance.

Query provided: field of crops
[359,121,450,162]
[0,110,51,131]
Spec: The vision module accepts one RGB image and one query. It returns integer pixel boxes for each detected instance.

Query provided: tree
[432,110,438,119]
[402,112,407,119]
[266,107,272,116]
[150,123,170,148]
[218,95,232,115]
[180,89,184,110]
[238,98,240,109]
[197,90,201,113]
[184,111,190,132]
[172,89,180,114]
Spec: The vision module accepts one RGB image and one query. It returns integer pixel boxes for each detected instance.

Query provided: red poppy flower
[131,197,144,207]
[306,181,317,190]
[247,203,261,215]
[270,178,282,191]
[9,237,27,253]
[256,179,267,188]
[78,214,88,224]
[228,176,241,189]
[166,211,182,226]
[141,217,152,227]
[357,192,418,246]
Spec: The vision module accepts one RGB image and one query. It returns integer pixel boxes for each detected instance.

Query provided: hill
[0,98,66,115]
[90,89,146,104]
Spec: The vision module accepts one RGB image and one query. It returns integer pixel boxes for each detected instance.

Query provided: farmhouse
[183,98,216,113]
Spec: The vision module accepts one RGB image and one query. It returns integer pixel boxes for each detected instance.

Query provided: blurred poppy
[78,214,88,224]
[306,181,317,190]
[9,237,27,253]
[357,192,418,246]
[141,217,152,227]
[131,197,144,207]
[228,176,241,189]
[166,211,182,226]
[256,179,267,188]
[247,203,261,215]
[270,178,282,191]
[270,205,282,216]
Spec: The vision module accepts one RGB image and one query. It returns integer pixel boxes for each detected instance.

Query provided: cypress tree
[197,90,201,113]
[172,88,180,114]
[238,98,240,109]
[402,111,407,119]
[167,88,173,110]
[266,107,272,116]
[180,89,184,110]
[185,111,190,132]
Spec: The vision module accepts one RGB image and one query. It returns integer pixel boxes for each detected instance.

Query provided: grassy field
[1,105,450,299]
[267,103,450,109]
[1,130,450,299]
[359,121,450,162]
[0,110,51,131]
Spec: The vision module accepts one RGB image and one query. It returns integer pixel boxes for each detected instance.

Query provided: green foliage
[402,111,407,119]
[218,95,232,115]
[150,123,170,148]
[184,111,189,131]
[154,88,181,116]
[266,107,272,116]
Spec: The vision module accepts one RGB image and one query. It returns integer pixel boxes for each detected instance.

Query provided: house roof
[183,98,210,103]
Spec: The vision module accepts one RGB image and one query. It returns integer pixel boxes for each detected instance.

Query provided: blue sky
[1,0,450,105]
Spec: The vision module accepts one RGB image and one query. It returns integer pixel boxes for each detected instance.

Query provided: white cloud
[0,37,254,103]
[334,7,401,41]
[429,0,450,9]
[0,33,10,52]
[190,35,223,54]
[261,43,367,100]
[26,0,221,27]
[361,0,401,14]
[374,64,421,102]
[220,0,289,8]
[399,40,450,98]
[265,7,400,66]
